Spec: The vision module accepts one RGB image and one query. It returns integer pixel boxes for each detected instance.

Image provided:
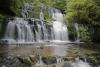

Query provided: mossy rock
[29,55,39,65]
[86,54,100,66]
[42,56,57,65]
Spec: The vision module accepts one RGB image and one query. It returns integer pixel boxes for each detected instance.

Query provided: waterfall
[4,21,16,40]
[3,18,34,43]
[2,6,70,44]
[33,11,49,42]
[74,23,80,42]
[52,9,69,41]
[35,56,44,66]
[36,23,42,41]
[52,21,68,41]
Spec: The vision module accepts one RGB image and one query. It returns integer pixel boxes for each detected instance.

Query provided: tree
[65,0,100,26]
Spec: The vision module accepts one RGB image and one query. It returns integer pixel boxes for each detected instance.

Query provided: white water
[4,18,34,43]
[72,58,91,67]
[3,7,70,43]
[52,9,69,41]
[4,21,16,40]
[53,21,68,41]
[0,3,96,67]
[74,23,80,42]
[35,56,44,66]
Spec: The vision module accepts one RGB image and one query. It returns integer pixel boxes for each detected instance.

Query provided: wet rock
[42,56,57,65]
[17,56,32,67]
[0,55,24,67]
[63,62,72,67]
[29,55,38,65]
[0,39,16,45]
[28,18,34,25]
[0,55,36,67]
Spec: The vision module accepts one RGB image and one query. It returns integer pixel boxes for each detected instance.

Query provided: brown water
[0,43,100,67]
[0,43,98,57]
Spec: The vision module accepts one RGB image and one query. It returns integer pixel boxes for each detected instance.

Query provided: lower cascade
[4,18,34,43]
[53,21,68,41]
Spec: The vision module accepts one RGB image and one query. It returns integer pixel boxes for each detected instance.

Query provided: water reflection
[0,43,100,67]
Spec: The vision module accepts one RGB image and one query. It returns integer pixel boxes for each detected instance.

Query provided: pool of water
[0,43,100,67]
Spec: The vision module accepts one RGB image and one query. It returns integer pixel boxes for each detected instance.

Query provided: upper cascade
[51,8,69,41]
[52,9,64,22]
[1,7,71,44]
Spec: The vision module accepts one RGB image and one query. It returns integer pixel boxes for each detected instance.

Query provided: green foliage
[10,0,22,16]
[87,55,100,66]
[0,14,5,32]
[0,14,4,23]
[0,0,99,42]
[0,14,5,38]
[0,0,66,19]
[0,0,19,16]
[53,0,67,12]
[89,56,98,63]
[78,25,91,42]
[93,0,100,5]
[68,23,91,42]
[0,0,34,16]
[68,23,77,41]
[65,0,100,26]
[64,0,100,42]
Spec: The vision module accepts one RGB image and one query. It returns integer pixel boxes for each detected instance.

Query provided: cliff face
[0,0,34,16]
[0,0,30,38]
[0,0,21,16]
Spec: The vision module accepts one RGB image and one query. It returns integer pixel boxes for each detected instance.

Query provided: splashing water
[72,58,91,67]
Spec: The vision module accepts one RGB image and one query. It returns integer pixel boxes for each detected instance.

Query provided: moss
[0,0,34,16]
[10,0,23,16]
[86,54,100,66]
[42,56,56,65]
[0,14,5,37]
[68,23,77,41]
[0,14,5,23]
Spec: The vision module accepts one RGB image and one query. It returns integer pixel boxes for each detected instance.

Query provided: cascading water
[0,2,99,67]
[39,11,48,41]
[21,3,32,18]
[4,18,34,43]
[72,58,91,67]
[35,56,44,66]
[2,4,70,44]
[4,21,16,40]
[52,9,69,41]
[74,23,80,42]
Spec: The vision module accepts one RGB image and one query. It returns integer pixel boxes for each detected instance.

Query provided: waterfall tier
[4,18,34,43]
[1,8,70,44]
